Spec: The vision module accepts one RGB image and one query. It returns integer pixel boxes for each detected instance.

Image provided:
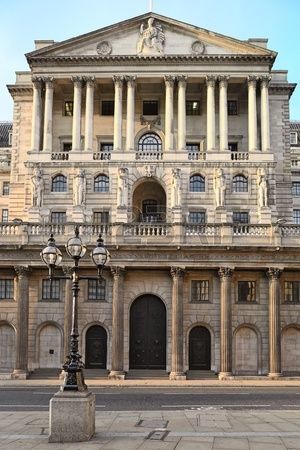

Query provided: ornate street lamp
[40,225,109,391]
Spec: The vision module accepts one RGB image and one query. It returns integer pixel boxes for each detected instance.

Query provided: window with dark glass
[141,199,162,222]
[143,100,159,115]
[63,142,72,152]
[233,175,248,193]
[88,279,106,301]
[292,182,300,196]
[229,142,238,152]
[238,281,256,302]
[101,100,114,116]
[186,143,200,152]
[284,281,300,302]
[233,211,249,224]
[0,279,13,299]
[94,174,109,192]
[186,100,200,116]
[191,280,209,302]
[138,133,162,152]
[189,211,206,223]
[42,279,61,301]
[228,100,238,115]
[64,101,73,116]
[51,212,66,224]
[189,174,205,192]
[2,209,8,222]
[2,182,9,196]
[291,132,298,145]
[293,209,300,224]
[100,143,113,152]
[93,211,109,223]
[52,175,67,192]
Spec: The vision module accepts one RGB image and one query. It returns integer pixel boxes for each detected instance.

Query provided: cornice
[269,83,297,99]
[7,85,33,97]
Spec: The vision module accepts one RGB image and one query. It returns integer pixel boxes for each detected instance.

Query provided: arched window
[233,174,248,193]
[94,174,109,192]
[52,174,67,192]
[138,133,162,152]
[189,174,205,192]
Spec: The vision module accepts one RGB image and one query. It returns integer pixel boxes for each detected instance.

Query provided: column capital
[125,75,136,88]
[112,75,124,87]
[261,75,272,88]
[41,76,54,87]
[218,75,230,88]
[218,267,233,279]
[14,265,31,279]
[31,76,43,88]
[206,75,217,87]
[170,267,185,279]
[164,75,176,87]
[71,76,83,87]
[84,76,95,86]
[62,266,73,277]
[111,266,126,278]
[267,268,282,280]
[247,75,258,87]
[177,75,187,87]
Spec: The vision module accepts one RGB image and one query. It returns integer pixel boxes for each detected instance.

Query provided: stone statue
[137,18,165,55]
[117,168,128,208]
[73,169,86,206]
[31,167,44,208]
[257,168,268,208]
[213,168,226,207]
[171,168,181,208]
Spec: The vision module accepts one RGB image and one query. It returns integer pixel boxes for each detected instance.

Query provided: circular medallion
[96,41,112,56]
[191,40,205,55]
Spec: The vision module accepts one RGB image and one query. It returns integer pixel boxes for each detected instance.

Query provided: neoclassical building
[0,13,298,380]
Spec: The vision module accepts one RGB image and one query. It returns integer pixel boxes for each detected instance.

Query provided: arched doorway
[85,325,107,369]
[189,326,211,370]
[282,326,300,375]
[39,324,61,368]
[0,324,15,371]
[130,295,166,369]
[132,180,166,222]
[234,326,258,375]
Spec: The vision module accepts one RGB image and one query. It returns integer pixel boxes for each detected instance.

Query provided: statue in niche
[117,167,128,208]
[73,169,86,206]
[31,167,44,208]
[257,168,268,208]
[213,168,226,208]
[137,18,165,55]
[171,168,181,208]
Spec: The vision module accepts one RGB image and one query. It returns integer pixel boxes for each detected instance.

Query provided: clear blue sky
[0,0,299,120]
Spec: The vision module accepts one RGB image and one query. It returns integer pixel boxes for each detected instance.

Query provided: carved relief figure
[31,167,44,207]
[144,165,156,178]
[117,168,128,208]
[137,18,165,55]
[171,168,181,208]
[213,168,226,207]
[73,169,86,206]
[257,168,268,208]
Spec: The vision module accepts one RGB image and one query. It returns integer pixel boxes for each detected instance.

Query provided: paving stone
[281,437,300,448]
[213,437,250,449]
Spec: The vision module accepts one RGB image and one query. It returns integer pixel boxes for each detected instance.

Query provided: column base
[12,369,28,380]
[169,371,186,381]
[268,372,282,379]
[218,372,233,380]
[49,390,95,443]
[108,370,126,380]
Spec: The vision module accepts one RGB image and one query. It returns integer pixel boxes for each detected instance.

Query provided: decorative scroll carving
[144,165,156,178]
[218,75,230,88]
[112,75,124,88]
[140,115,161,129]
[125,75,136,88]
[164,75,176,87]
[177,75,187,87]
[261,75,272,88]
[96,41,112,56]
[111,266,126,278]
[218,267,233,279]
[14,266,31,279]
[31,76,43,88]
[170,267,185,278]
[84,76,95,86]
[206,75,216,87]
[267,268,282,280]
[137,18,165,55]
[247,75,258,87]
[71,76,83,87]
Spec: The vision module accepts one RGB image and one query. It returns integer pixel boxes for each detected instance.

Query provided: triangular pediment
[26,13,275,61]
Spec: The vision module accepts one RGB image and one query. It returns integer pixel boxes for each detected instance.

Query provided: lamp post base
[49,390,95,443]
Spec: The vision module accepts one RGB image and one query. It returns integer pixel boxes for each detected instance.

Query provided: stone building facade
[0,13,298,379]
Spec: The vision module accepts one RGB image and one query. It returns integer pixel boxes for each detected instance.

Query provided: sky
[0,0,299,121]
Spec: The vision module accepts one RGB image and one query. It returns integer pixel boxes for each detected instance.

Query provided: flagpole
[149,0,153,11]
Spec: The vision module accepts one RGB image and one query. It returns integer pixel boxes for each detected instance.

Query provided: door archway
[39,323,61,368]
[85,325,107,369]
[0,324,15,371]
[189,326,211,370]
[130,295,166,369]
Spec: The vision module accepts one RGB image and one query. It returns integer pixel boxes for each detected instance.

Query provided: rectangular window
[191,280,209,302]
[2,209,8,222]
[189,211,206,223]
[64,101,73,116]
[8,131,12,146]
[238,281,256,302]
[228,100,238,115]
[292,182,300,196]
[293,209,300,224]
[100,143,113,152]
[233,211,249,224]
[0,279,14,299]
[51,212,66,224]
[186,143,200,152]
[229,142,238,152]
[93,211,109,224]
[291,132,298,145]
[101,100,114,116]
[143,100,159,115]
[186,100,200,116]
[292,160,298,167]
[63,142,72,152]
[42,279,61,301]
[88,279,106,301]
[285,281,300,302]
[2,182,10,196]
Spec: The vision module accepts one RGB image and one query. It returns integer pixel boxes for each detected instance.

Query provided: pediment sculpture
[137,18,165,55]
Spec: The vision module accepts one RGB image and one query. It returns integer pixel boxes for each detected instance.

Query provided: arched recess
[85,325,107,369]
[38,322,62,368]
[132,179,167,222]
[233,325,259,375]
[0,323,15,371]
[282,325,300,375]
[129,294,166,369]
[188,326,211,370]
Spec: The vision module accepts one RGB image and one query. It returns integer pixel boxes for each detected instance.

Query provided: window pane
[42,279,60,301]
[64,101,73,116]
[138,133,162,152]
[189,174,205,192]
[88,279,106,301]
[228,100,238,115]
[293,209,300,224]
[51,212,66,224]
[291,132,298,145]
[0,279,13,299]
[189,211,206,223]
[2,182,10,196]
[101,101,114,116]
[238,281,256,302]
[100,143,113,152]
[186,100,200,116]
[285,281,300,302]
[94,175,109,192]
[229,142,238,152]
[186,143,200,152]
[143,101,158,115]
[233,175,248,193]
[93,211,109,223]
[233,211,249,223]
[63,143,72,152]
[52,175,67,192]
[2,209,8,222]
[191,280,209,302]
[292,182,300,196]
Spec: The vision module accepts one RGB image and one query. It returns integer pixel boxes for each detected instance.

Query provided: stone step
[126,370,169,379]
[29,369,61,379]
[187,370,218,380]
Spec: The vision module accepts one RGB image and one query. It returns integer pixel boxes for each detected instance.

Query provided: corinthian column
[109,267,126,379]
[170,267,186,380]
[72,77,83,151]
[42,77,54,152]
[125,76,136,151]
[13,266,30,379]
[218,267,233,379]
[248,76,258,152]
[206,76,216,151]
[164,76,175,151]
[261,76,271,152]
[267,268,282,378]
[113,76,124,151]
[84,77,95,151]
[31,77,42,151]
[177,75,187,150]
[219,76,229,151]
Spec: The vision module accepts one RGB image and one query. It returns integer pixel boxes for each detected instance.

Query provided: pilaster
[72,76,83,151]
[170,267,186,380]
[267,268,282,378]
[113,76,124,151]
[219,76,229,151]
[164,76,175,151]
[206,75,216,151]
[31,77,43,151]
[84,77,95,151]
[125,76,136,151]
[261,76,271,152]
[218,267,233,379]
[42,77,54,152]
[248,75,258,152]
[177,75,187,150]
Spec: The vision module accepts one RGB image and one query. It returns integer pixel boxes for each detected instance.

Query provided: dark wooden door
[130,295,166,369]
[85,325,107,369]
[189,326,211,370]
